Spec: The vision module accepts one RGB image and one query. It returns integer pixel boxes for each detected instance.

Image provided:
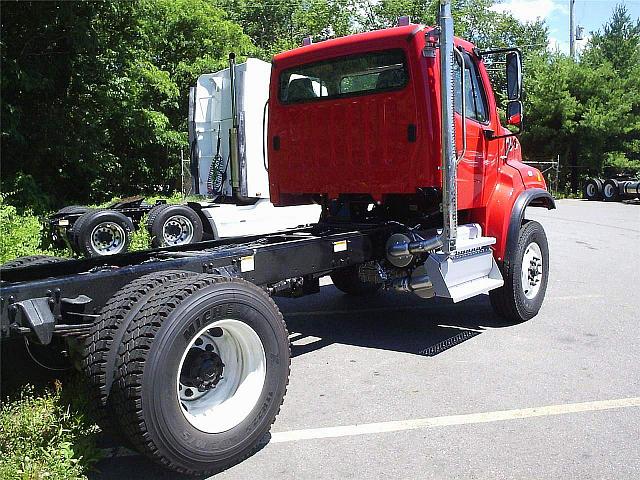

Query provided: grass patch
[0,196,69,263]
[0,377,102,480]
[129,214,152,252]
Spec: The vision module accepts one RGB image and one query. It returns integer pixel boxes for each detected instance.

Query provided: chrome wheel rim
[586,183,596,197]
[162,215,194,245]
[521,242,543,300]
[177,319,266,433]
[90,222,126,255]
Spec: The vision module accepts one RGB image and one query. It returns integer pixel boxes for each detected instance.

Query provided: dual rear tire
[71,209,134,257]
[83,272,290,475]
[68,204,204,257]
[146,204,204,248]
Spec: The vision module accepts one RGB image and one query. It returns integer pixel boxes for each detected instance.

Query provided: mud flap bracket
[15,297,56,344]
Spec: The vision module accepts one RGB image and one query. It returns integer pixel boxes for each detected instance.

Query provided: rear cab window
[279,49,408,104]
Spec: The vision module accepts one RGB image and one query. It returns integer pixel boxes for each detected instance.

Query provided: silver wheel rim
[604,184,614,198]
[162,215,194,245]
[521,242,543,300]
[90,222,126,255]
[177,319,266,433]
[586,183,596,197]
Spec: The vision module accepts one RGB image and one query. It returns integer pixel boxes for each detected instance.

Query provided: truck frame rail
[1,223,389,344]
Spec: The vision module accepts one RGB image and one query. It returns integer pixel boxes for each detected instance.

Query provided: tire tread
[111,274,289,475]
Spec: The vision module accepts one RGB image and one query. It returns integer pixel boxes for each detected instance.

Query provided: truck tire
[330,265,382,295]
[490,220,549,323]
[111,274,290,475]
[147,204,204,248]
[55,205,91,216]
[583,178,603,201]
[72,209,134,257]
[1,255,66,269]
[82,270,197,432]
[602,179,620,202]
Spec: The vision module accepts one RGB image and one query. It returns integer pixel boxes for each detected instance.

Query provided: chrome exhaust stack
[228,53,240,195]
[385,1,504,302]
[386,0,458,262]
[438,0,458,255]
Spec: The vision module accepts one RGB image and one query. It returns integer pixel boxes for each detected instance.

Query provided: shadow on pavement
[90,284,518,479]
[277,284,516,358]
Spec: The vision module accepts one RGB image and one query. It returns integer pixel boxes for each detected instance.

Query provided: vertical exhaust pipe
[438,0,458,255]
[387,0,459,262]
[228,53,241,195]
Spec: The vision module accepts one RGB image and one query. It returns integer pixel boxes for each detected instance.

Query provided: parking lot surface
[95,199,640,479]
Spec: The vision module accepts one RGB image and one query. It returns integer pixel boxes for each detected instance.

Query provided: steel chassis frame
[1,223,390,344]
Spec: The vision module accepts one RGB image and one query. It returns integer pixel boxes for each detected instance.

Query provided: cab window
[454,52,489,124]
[279,50,408,104]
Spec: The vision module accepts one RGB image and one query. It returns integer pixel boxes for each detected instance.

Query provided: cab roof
[272,24,477,69]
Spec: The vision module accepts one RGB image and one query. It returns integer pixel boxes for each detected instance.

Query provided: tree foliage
[521,4,640,188]
[1,0,638,211]
[1,0,251,211]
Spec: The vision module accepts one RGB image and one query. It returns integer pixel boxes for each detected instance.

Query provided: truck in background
[47,57,320,257]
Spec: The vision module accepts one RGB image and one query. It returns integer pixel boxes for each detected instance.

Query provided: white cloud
[490,0,568,23]
[548,32,590,55]
[548,35,570,54]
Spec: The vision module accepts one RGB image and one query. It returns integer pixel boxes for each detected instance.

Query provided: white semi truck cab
[189,57,320,239]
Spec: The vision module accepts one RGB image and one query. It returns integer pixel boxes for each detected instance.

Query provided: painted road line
[270,397,640,443]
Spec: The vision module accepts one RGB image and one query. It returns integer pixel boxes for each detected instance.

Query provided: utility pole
[569,0,576,59]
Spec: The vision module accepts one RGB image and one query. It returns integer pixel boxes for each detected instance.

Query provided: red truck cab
[267,23,553,263]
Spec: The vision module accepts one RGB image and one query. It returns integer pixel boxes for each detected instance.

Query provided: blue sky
[490,0,640,54]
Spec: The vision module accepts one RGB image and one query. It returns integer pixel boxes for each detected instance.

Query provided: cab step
[426,226,504,303]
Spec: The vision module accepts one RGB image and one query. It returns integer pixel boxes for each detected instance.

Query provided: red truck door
[454,51,498,210]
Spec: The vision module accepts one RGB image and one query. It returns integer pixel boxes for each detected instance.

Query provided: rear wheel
[490,220,549,323]
[111,274,290,475]
[72,210,134,257]
[82,270,196,433]
[330,265,382,296]
[147,204,204,248]
[583,178,603,201]
[602,179,620,202]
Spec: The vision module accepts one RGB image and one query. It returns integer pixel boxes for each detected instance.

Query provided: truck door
[454,51,496,210]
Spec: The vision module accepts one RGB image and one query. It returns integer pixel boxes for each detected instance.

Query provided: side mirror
[506,51,522,101]
[506,100,523,128]
[478,47,525,138]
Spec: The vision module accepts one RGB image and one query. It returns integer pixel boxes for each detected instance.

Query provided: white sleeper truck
[47,57,320,257]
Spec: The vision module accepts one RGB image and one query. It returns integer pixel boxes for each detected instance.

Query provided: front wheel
[111,274,290,475]
[490,220,549,323]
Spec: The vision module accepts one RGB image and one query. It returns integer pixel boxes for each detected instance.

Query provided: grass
[0,194,193,479]
[0,196,69,263]
[0,377,102,480]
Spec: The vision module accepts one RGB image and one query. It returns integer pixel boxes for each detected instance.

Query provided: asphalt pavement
[94,199,640,480]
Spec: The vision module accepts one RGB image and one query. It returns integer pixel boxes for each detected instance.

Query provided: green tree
[1,0,252,211]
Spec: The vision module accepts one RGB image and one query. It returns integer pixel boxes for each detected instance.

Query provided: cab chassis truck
[0,2,554,475]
